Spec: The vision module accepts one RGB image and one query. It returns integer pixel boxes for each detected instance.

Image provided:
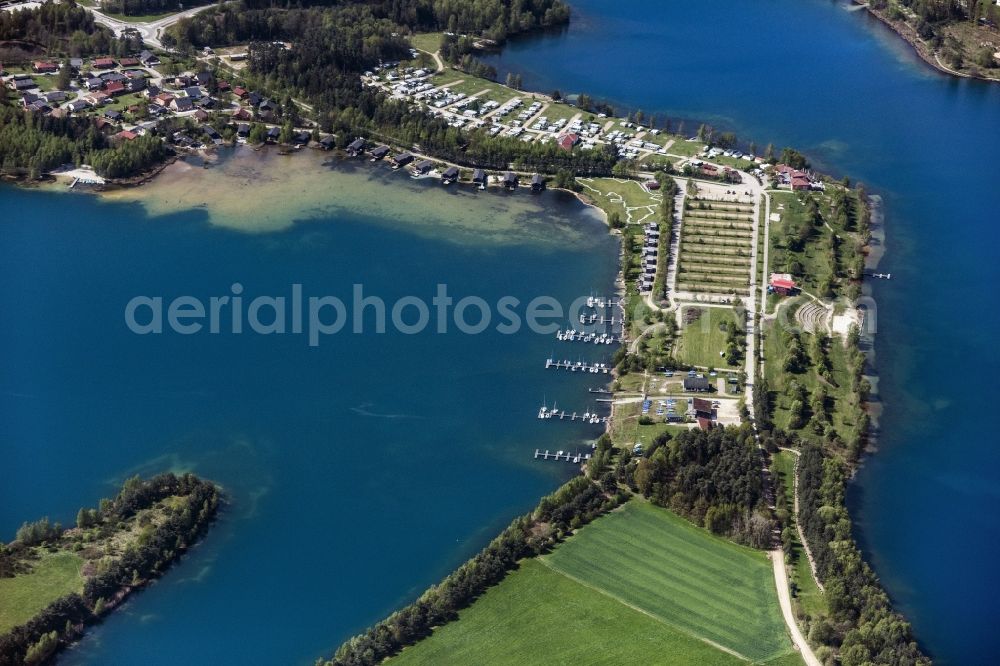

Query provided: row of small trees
[325,475,624,666]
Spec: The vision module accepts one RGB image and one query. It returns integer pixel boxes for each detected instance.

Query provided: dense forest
[0,473,219,666]
[0,1,128,61]
[0,105,168,179]
[326,475,624,666]
[621,426,775,548]
[797,443,929,666]
[868,0,1000,71]
[99,0,212,18]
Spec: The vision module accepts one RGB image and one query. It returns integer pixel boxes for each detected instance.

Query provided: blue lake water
[0,159,620,664]
[483,1,1000,663]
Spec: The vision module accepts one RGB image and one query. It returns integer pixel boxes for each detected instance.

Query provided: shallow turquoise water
[483,1,1000,663]
[0,161,619,664]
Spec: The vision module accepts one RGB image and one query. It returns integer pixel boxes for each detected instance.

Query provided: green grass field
[389,558,742,666]
[0,550,84,634]
[392,501,798,665]
[408,32,445,53]
[677,306,739,369]
[578,177,660,226]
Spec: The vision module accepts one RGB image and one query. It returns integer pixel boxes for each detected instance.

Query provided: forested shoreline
[0,474,220,666]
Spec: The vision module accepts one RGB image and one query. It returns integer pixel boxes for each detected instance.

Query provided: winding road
[770,550,823,666]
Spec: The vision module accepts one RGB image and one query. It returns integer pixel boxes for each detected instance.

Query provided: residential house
[172,96,194,112]
[32,61,57,73]
[346,138,365,156]
[502,171,518,189]
[471,168,487,186]
[412,159,434,175]
[258,99,276,119]
[441,166,459,184]
[139,50,160,66]
[103,81,126,97]
[530,173,545,192]
[92,57,115,70]
[369,145,390,160]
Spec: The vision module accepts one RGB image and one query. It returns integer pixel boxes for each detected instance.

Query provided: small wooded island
[0,473,220,665]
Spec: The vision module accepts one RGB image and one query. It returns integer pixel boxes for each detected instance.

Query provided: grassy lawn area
[762,319,860,445]
[391,500,798,665]
[772,451,827,620]
[676,306,739,369]
[408,32,445,53]
[0,550,84,634]
[577,177,660,226]
[767,190,863,300]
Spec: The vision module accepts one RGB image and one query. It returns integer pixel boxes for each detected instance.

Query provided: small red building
[557,133,580,150]
[93,57,116,70]
[32,61,58,73]
[769,273,797,296]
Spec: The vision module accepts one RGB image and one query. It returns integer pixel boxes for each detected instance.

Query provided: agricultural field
[676,306,741,369]
[677,195,755,297]
[391,501,799,665]
[544,501,795,664]
[0,550,84,634]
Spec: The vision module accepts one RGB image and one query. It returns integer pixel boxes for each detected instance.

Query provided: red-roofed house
[33,61,58,73]
[104,81,126,96]
[217,80,231,92]
[154,92,175,106]
[769,273,797,296]
[115,130,138,141]
[232,86,248,98]
[696,416,714,431]
[791,174,811,191]
[557,133,580,151]
[119,57,140,67]
[93,57,116,70]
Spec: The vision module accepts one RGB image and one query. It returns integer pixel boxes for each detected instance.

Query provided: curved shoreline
[853,0,1000,83]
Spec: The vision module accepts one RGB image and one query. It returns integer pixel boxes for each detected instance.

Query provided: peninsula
[0,473,220,665]
[857,0,1000,81]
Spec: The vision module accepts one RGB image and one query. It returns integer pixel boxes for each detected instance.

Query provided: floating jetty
[588,387,612,394]
[556,329,620,344]
[534,449,594,464]
[578,314,621,326]
[585,296,621,309]
[545,358,610,373]
[537,405,609,423]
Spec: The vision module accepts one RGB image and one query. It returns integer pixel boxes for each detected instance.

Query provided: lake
[0,149,620,664]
